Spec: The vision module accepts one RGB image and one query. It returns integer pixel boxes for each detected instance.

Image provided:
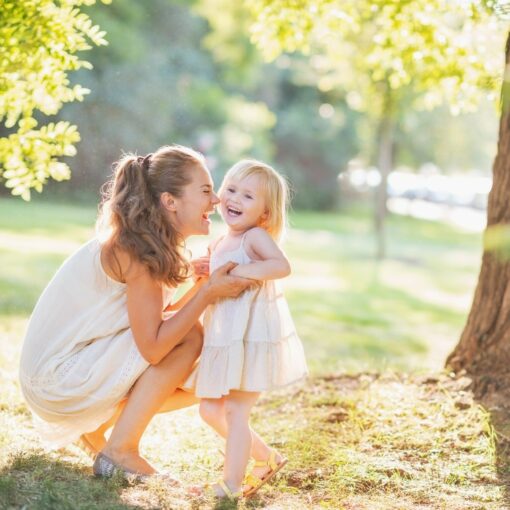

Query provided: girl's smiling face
[220,174,268,234]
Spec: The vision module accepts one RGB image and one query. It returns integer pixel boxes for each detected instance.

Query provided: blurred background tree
[0,0,110,200]
[242,0,504,257]
[1,0,503,215]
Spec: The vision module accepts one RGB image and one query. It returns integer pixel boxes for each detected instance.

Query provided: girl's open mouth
[227,207,242,217]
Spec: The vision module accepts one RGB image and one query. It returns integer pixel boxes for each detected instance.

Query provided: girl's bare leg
[199,397,273,462]
[221,391,260,492]
[98,324,203,474]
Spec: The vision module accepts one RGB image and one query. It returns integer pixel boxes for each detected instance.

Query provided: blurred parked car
[340,162,491,210]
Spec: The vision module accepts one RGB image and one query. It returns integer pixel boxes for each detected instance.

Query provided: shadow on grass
[0,449,270,510]
[0,450,137,510]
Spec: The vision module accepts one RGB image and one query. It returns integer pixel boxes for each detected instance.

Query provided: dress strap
[208,236,225,255]
[239,231,249,250]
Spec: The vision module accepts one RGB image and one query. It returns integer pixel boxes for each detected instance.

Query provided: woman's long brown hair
[96,145,205,287]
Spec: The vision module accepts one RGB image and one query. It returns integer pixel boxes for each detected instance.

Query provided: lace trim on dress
[54,352,81,381]
[20,353,79,388]
[111,343,147,395]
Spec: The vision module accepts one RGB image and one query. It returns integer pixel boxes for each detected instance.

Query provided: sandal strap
[253,449,278,470]
[244,472,263,488]
[218,479,242,500]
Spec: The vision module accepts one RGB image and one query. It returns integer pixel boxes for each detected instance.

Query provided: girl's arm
[120,251,252,365]
[165,278,205,312]
[229,227,291,281]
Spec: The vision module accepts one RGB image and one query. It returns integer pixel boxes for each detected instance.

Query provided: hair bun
[136,154,152,171]
[142,153,152,170]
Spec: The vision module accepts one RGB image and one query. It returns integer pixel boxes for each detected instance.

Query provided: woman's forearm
[149,285,212,364]
[165,279,205,312]
[140,261,252,364]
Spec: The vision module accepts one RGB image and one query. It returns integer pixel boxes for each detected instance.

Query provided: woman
[19,145,252,479]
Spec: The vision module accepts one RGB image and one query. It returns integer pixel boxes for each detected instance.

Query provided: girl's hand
[204,261,255,302]
[190,255,210,281]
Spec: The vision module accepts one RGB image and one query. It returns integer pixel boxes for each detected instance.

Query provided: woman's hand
[190,255,210,282]
[204,261,256,302]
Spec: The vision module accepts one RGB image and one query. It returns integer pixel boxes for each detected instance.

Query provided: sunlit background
[37,2,502,210]
[1,0,505,373]
[2,2,509,508]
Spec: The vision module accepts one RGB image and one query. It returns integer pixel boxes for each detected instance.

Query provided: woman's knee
[151,324,203,375]
[179,323,203,357]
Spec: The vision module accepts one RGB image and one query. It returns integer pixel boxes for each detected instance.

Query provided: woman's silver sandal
[92,452,181,485]
[92,452,148,483]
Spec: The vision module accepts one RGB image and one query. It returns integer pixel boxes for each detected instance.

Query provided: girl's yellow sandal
[214,480,243,501]
[243,450,288,498]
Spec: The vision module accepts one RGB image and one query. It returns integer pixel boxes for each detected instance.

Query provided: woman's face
[166,164,219,238]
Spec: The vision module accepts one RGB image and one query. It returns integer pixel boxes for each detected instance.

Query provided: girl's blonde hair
[97,145,205,287]
[219,159,289,242]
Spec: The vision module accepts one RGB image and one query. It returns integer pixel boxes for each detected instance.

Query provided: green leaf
[0,0,109,197]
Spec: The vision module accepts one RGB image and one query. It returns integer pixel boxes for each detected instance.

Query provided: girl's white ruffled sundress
[183,233,308,398]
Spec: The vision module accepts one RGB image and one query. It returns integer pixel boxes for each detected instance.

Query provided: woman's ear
[160,192,177,212]
[259,210,269,226]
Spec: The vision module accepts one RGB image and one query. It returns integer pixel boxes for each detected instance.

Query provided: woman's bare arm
[164,279,205,312]
[122,255,251,365]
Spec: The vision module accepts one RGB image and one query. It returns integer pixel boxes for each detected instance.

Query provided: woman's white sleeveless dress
[18,238,173,448]
[183,234,308,398]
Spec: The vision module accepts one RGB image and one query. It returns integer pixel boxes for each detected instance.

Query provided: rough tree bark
[447,32,510,401]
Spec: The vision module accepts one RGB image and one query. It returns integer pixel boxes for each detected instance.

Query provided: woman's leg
[99,323,203,474]
[199,396,274,462]
[83,389,199,454]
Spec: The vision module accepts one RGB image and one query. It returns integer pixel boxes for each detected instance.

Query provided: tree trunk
[446,31,510,400]
[375,115,394,260]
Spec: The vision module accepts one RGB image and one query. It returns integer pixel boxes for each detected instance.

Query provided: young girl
[183,159,308,499]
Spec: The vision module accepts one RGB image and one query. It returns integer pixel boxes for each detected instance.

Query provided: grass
[284,208,481,373]
[1,196,507,509]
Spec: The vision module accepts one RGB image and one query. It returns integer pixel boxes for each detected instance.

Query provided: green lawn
[285,209,481,374]
[2,196,501,510]
[0,197,481,375]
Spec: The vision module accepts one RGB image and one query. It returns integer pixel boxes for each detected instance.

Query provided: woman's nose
[211,192,220,205]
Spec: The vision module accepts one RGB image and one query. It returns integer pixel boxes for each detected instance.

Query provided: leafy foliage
[0,0,110,199]
[7,1,500,209]
[486,0,510,20]
[194,0,502,209]
[246,0,505,118]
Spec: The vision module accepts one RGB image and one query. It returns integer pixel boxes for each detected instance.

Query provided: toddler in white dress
[183,159,308,499]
